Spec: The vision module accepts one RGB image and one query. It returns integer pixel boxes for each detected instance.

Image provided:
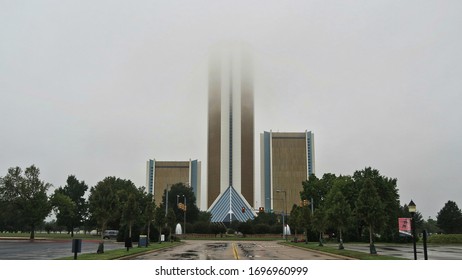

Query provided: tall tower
[207,46,254,212]
[260,131,315,214]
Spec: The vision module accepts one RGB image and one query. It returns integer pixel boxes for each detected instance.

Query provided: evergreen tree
[437,201,462,234]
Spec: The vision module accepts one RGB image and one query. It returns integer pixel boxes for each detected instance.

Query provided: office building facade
[207,46,256,222]
[260,131,315,214]
[146,159,201,207]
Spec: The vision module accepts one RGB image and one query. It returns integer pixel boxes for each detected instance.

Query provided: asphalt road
[130,240,347,260]
[330,243,462,260]
[1,239,460,260]
[0,239,125,260]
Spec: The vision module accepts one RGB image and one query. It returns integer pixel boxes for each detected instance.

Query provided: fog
[1,1,461,217]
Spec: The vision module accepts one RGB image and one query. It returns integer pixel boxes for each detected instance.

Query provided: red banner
[398,218,411,236]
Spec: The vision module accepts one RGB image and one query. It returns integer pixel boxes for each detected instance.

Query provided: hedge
[427,234,462,244]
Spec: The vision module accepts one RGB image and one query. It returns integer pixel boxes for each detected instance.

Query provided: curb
[116,242,184,260]
[279,242,357,260]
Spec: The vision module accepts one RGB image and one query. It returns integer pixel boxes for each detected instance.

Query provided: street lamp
[276,189,287,241]
[409,200,417,260]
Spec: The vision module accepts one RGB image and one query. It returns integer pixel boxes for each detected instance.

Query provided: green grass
[282,242,407,260]
[56,242,181,260]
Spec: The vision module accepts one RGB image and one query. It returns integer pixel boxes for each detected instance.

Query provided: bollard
[71,239,82,260]
[125,237,132,251]
[423,230,428,260]
[97,242,104,254]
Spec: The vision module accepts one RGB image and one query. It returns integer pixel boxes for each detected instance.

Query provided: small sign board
[398,218,412,237]
[72,239,82,253]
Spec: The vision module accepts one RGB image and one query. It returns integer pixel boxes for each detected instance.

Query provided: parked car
[103,230,119,239]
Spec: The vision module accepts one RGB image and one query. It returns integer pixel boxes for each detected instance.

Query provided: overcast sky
[1,1,461,218]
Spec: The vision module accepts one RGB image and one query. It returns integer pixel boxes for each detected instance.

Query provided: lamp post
[276,189,287,241]
[409,200,417,260]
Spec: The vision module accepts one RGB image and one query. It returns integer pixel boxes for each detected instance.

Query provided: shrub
[270,224,282,234]
[254,224,270,234]
[192,221,210,234]
[427,234,462,244]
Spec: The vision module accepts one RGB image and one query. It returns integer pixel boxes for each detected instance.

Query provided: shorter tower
[146,159,201,207]
[260,131,315,214]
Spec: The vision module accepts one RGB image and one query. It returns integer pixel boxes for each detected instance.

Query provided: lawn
[282,242,407,260]
[56,242,181,260]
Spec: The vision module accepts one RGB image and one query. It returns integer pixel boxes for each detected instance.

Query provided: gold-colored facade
[207,58,222,208]
[271,133,308,214]
[261,131,314,214]
[153,161,190,205]
[207,47,254,208]
[240,59,254,208]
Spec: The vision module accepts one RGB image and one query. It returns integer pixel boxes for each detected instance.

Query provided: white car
[103,230,119,239]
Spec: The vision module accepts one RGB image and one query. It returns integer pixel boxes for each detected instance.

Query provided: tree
[324,184,351,249]
[88,176,144,241]
[289,205,303,237]
[423,217,441,234]
[153,206,166,242]
[51,192,76,234]
[141,194,156,241]
[108,177,140,230]
[437,201,462,234]
[353,167,400,242]
[355,179,385,253]
[289,204,311,241]
[166,208,176,241]
[121,193,139,239]
[0,165,52,239]
[161,183,200,225]
[88,178,117,238]
[52,175,88,237]
[311,206,328,246]
[301,173,332,212]
[253,211,279,226]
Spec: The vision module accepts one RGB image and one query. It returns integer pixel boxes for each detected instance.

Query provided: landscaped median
[280,242,406,260]
[56,242,182,260]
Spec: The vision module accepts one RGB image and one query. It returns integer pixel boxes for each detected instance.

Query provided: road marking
[232,243,239,260]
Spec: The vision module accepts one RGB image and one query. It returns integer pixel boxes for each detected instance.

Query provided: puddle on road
[238,243,255,259]
[206,243,228,250]
[170,252,198,260]
[381,247,399,251]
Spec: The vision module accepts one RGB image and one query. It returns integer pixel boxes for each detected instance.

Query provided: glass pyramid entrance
[208,186,256,222]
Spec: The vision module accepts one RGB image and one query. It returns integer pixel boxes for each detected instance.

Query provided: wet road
[0,239,125,260]
[130,240,346,260]
[330,243,462,260]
